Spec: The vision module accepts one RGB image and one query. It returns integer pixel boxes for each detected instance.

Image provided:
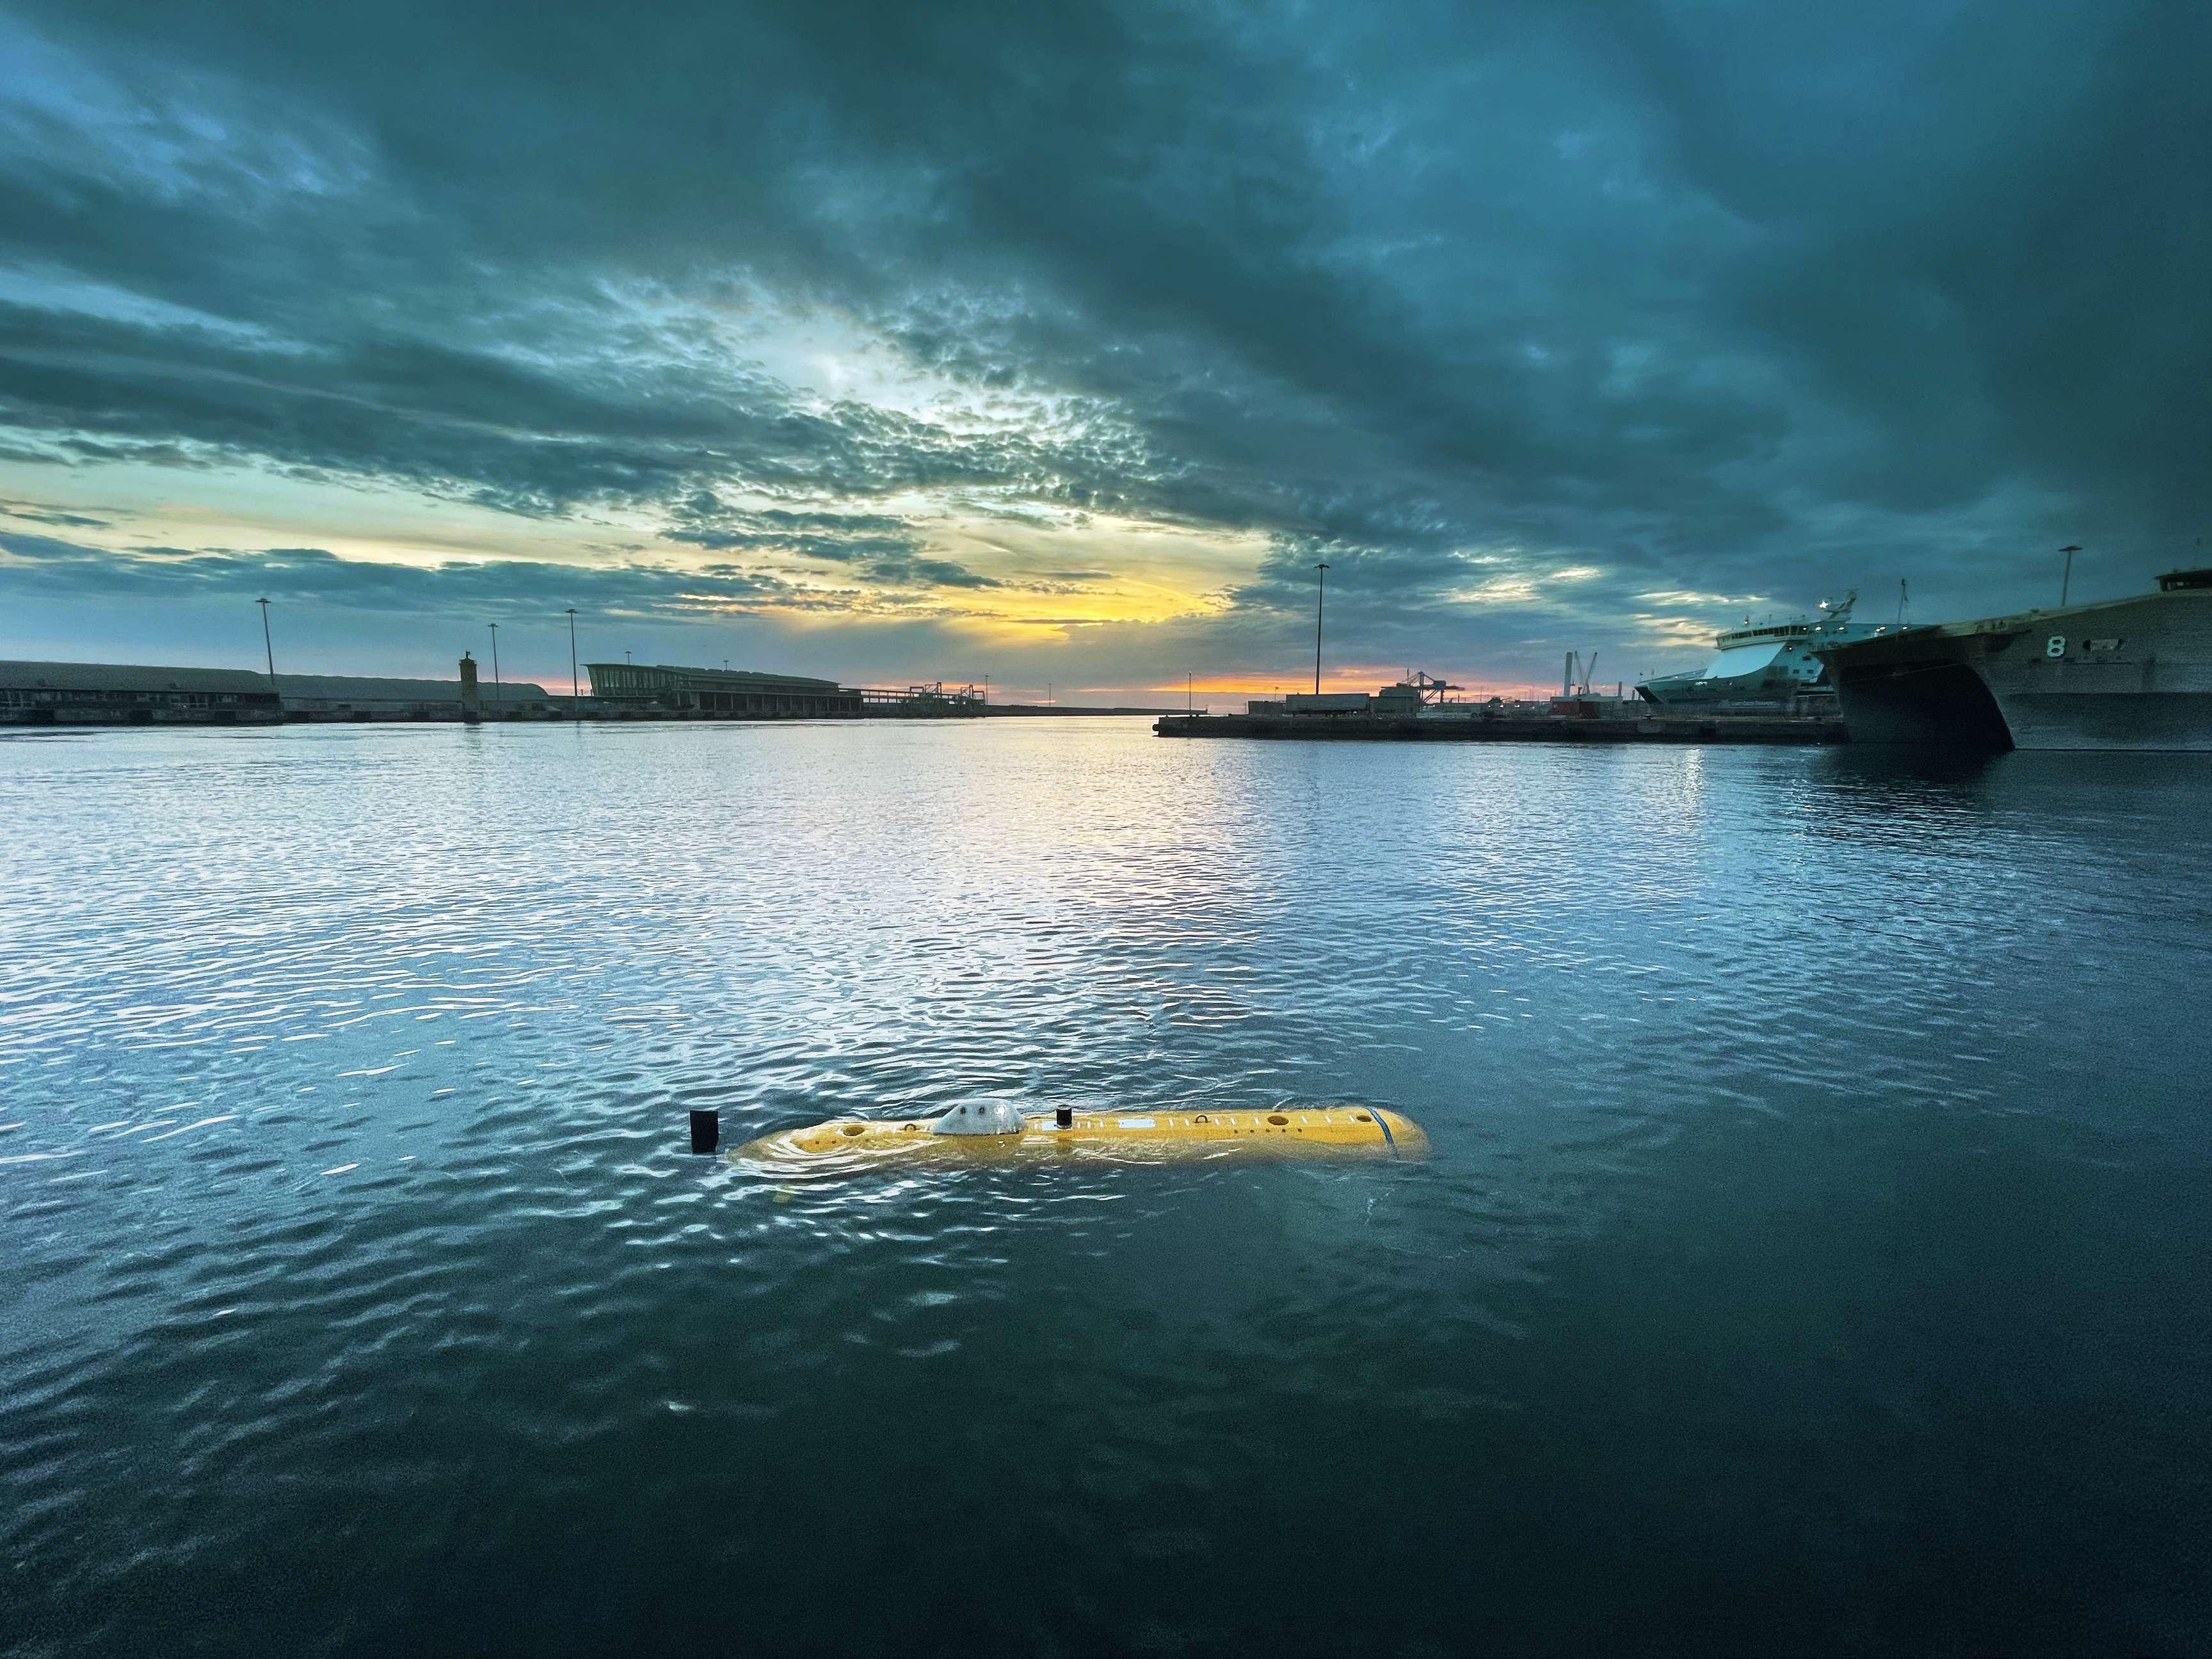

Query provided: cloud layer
[1,0,2205,694]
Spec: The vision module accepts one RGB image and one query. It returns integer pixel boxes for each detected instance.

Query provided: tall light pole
[255,597,276,681]
[487,623,502,709]
[1313,562,1329,693]
[565,607,579,719]
[1187,670,1193,713]
[2059,545,2081,607]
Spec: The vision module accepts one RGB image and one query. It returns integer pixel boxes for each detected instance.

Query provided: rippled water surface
[4,719,2209,1655]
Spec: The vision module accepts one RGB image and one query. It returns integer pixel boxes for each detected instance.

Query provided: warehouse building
[0,660,283,725]
[275,673,559,719]
[586,662,864,717]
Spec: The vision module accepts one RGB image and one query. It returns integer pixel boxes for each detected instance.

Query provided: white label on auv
[1117,1117,1157,1128]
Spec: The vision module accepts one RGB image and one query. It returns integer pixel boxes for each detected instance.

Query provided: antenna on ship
[1897,579,1908,627]
[2059,545,2081,607]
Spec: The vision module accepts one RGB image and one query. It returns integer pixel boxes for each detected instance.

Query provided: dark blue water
[3,721,2208,1656]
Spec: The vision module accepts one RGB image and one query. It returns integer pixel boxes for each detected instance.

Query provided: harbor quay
[1155,709,1845,745]
[1155,672,1845,745]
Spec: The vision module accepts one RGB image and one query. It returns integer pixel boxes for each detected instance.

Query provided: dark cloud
[0,0,2205,684]
[0,530,782,611]
[0,297,1110,520]
[660,499,1003,589]
[0,497,111,527]
[0,529,1045,640]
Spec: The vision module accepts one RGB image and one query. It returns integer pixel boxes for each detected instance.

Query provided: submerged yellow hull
[733,1107,1427,1170]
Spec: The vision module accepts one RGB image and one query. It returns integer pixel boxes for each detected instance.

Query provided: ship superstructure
[1635,593,1904,710]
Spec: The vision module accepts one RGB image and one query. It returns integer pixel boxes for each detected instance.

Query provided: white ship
[1636,593,1905,710]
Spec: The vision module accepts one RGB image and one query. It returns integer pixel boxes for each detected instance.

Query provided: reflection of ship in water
[1815,567,2212,751]
[1636,592,1906,711]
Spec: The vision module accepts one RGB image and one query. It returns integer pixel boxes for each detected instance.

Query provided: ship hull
[1822,589,2212,751]
[1996,691,2212,751]
[1636,674,1795,710]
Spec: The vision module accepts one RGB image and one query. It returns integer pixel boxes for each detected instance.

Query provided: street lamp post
[565,607,579,719]
[488,623,502,710]
[255,597,276,680]
[1313,562,1329,694]
[2059,545,2081,607]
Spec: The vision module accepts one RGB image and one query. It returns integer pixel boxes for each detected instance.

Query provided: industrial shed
[586,662,863,717]
[275,674,559,718]
[0,661,282,725]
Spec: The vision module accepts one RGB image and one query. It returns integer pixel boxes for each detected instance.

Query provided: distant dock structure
[0,661,283,726]
[0,653,1118,728]
[587,661,861,717]
[276,671,560,720]
[1159,672,1843,746]
[585,662,983,718]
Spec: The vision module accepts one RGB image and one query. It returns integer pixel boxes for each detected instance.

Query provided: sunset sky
[1,0,2205,702]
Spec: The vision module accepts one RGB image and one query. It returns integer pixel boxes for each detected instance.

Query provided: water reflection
[2,721,2208,1654]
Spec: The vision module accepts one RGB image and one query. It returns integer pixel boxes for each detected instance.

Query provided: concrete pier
[1154,712,1845,745]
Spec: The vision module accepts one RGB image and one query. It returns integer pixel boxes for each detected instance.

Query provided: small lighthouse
[460,652,482,724]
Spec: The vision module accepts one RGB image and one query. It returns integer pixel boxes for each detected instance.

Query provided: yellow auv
[733,1107,1427,1169]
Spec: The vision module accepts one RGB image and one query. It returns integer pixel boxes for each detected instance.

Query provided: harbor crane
[1402,670,1463,707]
